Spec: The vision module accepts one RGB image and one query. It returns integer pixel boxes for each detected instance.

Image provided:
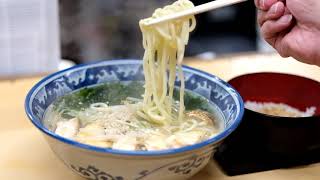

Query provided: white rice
[245,101,316,117]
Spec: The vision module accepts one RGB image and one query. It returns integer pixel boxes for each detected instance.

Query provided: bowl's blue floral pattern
[26,60,243,155]
[70,165,124,180]
[136,149,213,179]
[28,60,241,129]
[70,149,213,180]
[25,60,244,179]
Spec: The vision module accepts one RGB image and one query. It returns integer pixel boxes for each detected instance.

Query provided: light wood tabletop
[1,53,320,180]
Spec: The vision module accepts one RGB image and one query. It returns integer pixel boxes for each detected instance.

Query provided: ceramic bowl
[25,60,244,180]
[215,72,320,175]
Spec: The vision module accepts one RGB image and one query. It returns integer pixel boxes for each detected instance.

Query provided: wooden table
[1,53,320,180]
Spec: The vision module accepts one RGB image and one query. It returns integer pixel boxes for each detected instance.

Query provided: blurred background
[59,0,274,63]
[0,0,275,77]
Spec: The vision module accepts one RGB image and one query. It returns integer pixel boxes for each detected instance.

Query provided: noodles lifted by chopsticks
[139,0,196,125]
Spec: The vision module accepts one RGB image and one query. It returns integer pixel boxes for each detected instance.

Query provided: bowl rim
[228,72,320,85]
[228,72,320,119]
[25,59,244,156]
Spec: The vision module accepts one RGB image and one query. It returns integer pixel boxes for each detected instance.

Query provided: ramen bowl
[25,60,244,180]
[215,72,320,175]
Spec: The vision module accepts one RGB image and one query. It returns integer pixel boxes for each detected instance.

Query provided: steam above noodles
[138,0,196,125]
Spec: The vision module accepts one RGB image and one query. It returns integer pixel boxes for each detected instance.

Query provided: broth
[43,81,224,151]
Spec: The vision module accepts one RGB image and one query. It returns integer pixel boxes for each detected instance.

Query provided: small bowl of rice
[214,72,320,175]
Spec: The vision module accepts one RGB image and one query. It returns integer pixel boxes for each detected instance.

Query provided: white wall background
[0,0,60,77]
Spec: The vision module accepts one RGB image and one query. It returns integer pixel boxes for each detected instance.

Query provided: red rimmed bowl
[214,72,320,175]
[229,72,320,115]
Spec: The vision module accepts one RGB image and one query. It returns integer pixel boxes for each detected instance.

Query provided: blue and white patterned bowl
[25,60,244,180]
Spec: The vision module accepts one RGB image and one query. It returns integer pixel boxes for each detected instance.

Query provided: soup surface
[44,82,224,151]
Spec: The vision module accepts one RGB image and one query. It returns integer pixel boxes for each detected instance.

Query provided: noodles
[44,0,224,151]
[46,99,221,150]
[139,0,196,125]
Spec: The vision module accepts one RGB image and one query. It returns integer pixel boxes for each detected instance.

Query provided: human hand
[255,0,320,66]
